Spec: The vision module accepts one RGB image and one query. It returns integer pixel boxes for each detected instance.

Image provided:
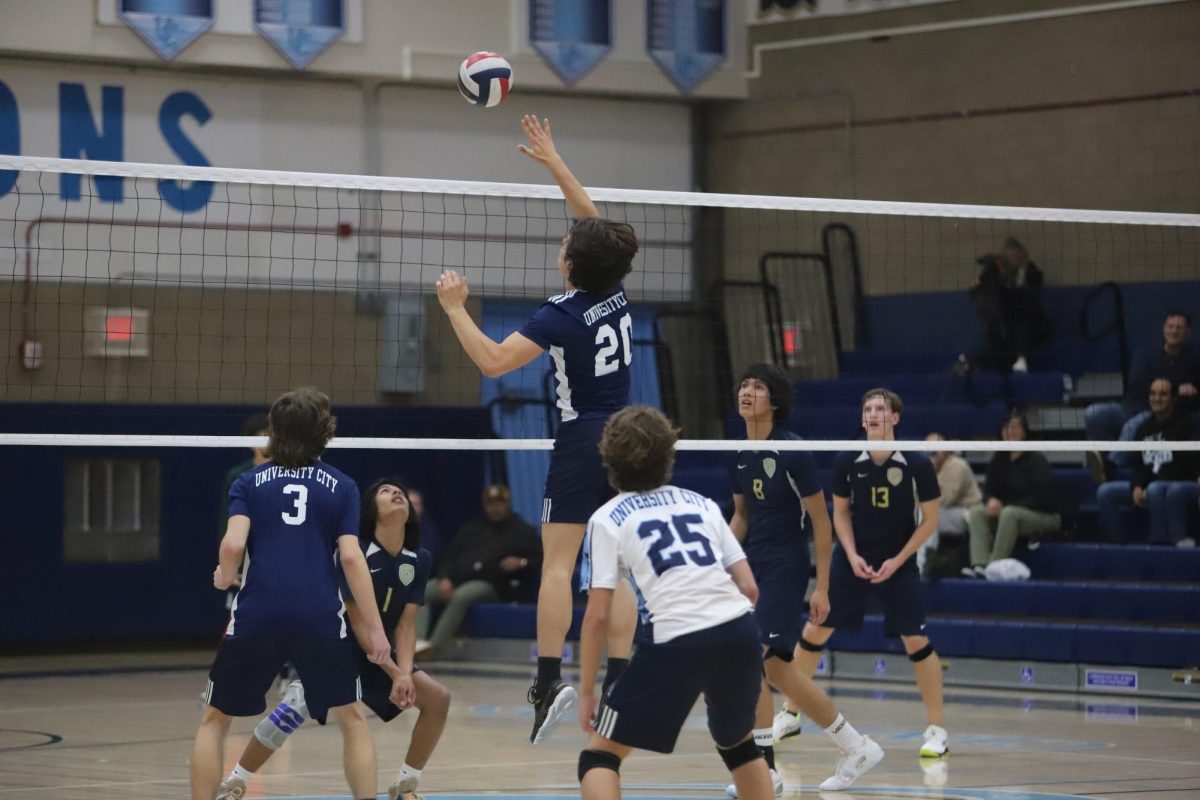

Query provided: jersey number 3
[636,513,717,576]
[282,484,308,525]
[594,313,633,376]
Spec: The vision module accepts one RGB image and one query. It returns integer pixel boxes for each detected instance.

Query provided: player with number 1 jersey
[435,115,640,745]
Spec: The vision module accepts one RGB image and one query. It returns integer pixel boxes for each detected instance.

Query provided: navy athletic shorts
[821,548,927,637]
[205,634,360,719]
[748,553,810,653]
[542,417,615,524]
[594,612,761,753]
[312,652,425,724]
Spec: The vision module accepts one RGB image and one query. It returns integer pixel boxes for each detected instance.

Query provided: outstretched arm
[435,270,544,377]
[518,115,599,219]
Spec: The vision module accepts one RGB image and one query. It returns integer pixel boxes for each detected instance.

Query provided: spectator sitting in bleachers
[1085,310,1200,471]
[962,237,1047,374]
[415,484,542,656]
[918,433,983,579]
[1096,377,1199,548]
[964,411,1061,577]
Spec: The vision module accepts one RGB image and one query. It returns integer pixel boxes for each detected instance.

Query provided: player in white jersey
[575,406,774,800]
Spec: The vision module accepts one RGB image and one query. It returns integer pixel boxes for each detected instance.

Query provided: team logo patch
[398,563,415,586]
[763,457,776,478]
[887,467,903,486]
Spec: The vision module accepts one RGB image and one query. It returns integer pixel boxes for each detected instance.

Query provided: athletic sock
[536,656,562,693]
[602,657,629,695]
[753,728,775,770]
[230,764,255,782]
[396,762,422,783]
[824,713,865,752]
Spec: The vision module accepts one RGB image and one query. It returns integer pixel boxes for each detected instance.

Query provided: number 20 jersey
[517,286,631,424]
[226,459,360,639]
[586,485,752,644]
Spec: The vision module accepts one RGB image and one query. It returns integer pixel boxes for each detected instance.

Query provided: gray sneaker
[216,776,245,800]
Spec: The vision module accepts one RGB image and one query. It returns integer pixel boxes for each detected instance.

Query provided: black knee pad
[798,637,824,653]
[764,646,794,663]
[578,748,622,782]
[718,737,763,772]
[908,643,935,663]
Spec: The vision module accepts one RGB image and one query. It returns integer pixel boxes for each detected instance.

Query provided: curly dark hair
[738,363,793,424]
[564,217,638,294]
[267,387,337,468]
[359,476,421,550]
[600,405,678,493]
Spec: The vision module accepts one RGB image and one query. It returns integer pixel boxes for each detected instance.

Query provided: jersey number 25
[594,313,633,376]
[636,513,717,576]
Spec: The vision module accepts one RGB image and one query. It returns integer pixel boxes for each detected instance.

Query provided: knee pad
[764,646,794,663]
[577,748,622,782]
[718,737,763,772]
[798,637,824,653]
[908,643,935,663]
[254,682,308,750]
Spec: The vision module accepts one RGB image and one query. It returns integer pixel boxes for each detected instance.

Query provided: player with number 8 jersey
[435,115,641,746]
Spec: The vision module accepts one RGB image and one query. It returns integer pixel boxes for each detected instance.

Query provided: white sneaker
[818,735,884,791]
[414,639,433,655]
[216,776,246,800]
[772,702,803,743]
[388,774,419,800]
[725,767,783,798]
[1012,356,1028,372]
[920,724,949,758]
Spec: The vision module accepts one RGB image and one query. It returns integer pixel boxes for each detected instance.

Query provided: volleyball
[457,52,513,108]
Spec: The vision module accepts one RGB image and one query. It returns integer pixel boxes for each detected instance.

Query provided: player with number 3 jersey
[435,115,640,745]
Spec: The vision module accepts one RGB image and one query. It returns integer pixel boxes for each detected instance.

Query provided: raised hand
[517,115,560,165]
[435,269,469,312]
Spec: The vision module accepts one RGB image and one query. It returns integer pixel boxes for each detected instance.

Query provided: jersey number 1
[594,313,633,376]
[282,484,308,525]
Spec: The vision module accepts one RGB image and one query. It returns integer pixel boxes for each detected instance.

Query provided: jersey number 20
[636,513,717,576]
[594,313,633,376]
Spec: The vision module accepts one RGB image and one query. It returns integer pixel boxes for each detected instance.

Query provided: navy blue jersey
[226,460,359,638]
[339,541,432,641]
[730,429,822,561]
[518,285,631,423]
[831,450,940,561]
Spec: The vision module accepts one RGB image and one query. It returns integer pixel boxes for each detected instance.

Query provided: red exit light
[106,314,134,342]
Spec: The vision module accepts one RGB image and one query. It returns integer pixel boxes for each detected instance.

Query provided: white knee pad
[254,680,308,750]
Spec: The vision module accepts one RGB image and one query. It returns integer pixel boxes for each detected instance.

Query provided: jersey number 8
[636,513,717,576]
[594,313,633,376]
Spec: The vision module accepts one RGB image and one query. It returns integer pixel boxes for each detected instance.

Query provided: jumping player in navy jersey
[728,365,882,795]
[216,477,449,800]
[576,406,774,800]
[435,115,639,744]
[797,388,949,759]
[191,388,389,800]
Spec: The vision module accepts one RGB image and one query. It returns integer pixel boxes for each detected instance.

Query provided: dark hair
[600,406,678,493]
[1165,309,1192,326]
[267,387,336,468]
[240,413,269,436]
[1002,409,1030,436]
[1149,376,1178,397]
[360,477,421,550]
[861,387,904,416]
[564,218,638,294]
[738,363,793,423]
[1002,236,1026,253]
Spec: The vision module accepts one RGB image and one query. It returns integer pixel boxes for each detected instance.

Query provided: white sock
[824,713,864,752]
[230,763,255,782]
[752,727,773,748]
[397,763,422,783]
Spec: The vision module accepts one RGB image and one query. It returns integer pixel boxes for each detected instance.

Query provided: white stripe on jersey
[548,345,577,422]
[587,485,752,643]
[542,498,552,524]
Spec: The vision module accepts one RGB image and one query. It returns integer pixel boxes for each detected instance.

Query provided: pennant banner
[647,0,726,93]
[119,0,214,61]
[254,0,346,70]
[529,0,613,85]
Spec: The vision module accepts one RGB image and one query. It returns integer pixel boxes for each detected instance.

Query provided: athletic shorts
[821,549,927,637]
[313,652,425,725]
[595,613,761,753]
[542,417,615,524]
[748,553,811,654]
[205,634,360,719]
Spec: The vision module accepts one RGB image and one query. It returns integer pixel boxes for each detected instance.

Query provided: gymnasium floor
[1,651,1197,800]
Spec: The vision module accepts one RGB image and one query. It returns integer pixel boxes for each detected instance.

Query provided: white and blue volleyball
[458,52,513,108]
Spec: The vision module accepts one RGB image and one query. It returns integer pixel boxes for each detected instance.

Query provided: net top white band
[0,434,1195,452]
[3,155,1199,227]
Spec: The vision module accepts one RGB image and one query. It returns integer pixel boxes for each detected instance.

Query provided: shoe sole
[531,685,577,745]
[919,747,949,758]
[774,725,802,744]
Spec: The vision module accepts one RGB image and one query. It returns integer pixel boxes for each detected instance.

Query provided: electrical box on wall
[86,307,150,358]
[378,294,425,394]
